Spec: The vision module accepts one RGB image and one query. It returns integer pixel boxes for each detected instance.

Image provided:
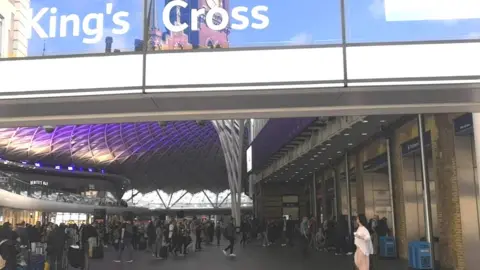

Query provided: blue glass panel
[2,0,144,58]
[346,0,480,43]
[147,0,341,51]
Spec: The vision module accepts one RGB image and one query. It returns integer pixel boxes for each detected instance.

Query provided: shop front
[50,212,89,225]
[0,207,43,226]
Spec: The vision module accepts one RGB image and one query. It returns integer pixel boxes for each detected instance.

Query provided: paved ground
[86,240,410,270]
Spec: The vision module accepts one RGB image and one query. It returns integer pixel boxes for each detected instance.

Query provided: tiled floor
[87,241,409,270]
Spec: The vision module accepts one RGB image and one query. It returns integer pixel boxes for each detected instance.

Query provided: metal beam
[218,192,231,207]
[2,83,480,128]
[154,189,168,209]
[169,190,188,208]
[202,190,217,208]
[257,116,365,182]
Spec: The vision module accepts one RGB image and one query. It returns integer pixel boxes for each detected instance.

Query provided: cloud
[289,33,313,45]
[467,32,480,38]
[369,0,385,19]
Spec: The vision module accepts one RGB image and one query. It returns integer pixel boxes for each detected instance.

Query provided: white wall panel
[145,48,344,88]
[0,54,143,93]
[347,43,480,81]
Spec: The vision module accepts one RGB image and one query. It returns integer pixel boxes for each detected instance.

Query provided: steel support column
[312,172,318,219]
[333,168,339,221]
[417,114,435,268]
[345,152,352,235]
[213,119,244,227]
[386,137,396,237]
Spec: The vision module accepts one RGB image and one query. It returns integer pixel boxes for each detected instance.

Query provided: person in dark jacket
[239,219,249,247]
[0,224,18,270]
[222,218,236,257]
[146,221,156,253]
[47,224,67,270]
[335,216,349,255]
[215,222,222,246]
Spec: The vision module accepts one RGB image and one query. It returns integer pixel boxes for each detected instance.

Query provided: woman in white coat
[354,214,374,270]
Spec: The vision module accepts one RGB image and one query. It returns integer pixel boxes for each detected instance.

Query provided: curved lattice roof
[0,121,228,193]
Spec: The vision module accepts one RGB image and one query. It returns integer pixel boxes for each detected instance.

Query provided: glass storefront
[0,207,42,226]
[2,0,479,59]
[50,212,88,225]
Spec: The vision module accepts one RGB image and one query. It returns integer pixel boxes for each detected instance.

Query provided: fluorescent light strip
[0,89,142,100]
[146,83,344,93]
[348,79,480,87]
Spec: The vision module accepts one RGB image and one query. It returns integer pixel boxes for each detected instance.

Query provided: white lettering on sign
[25,1,270,45]
[26,3,130,44]
[162,0,269,32]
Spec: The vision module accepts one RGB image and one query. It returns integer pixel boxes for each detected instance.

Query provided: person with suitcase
[113,219,134,263]
[46,224,67,270]
[154,221,164,259]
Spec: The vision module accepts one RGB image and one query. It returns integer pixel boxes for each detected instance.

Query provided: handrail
[0,172,126,207]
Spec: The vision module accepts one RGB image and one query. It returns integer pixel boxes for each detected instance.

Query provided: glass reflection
[146,0,341,51]
[0,0,144,58]
[346,0,480,43]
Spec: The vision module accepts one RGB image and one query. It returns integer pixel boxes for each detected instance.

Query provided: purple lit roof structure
[0,121,228,193]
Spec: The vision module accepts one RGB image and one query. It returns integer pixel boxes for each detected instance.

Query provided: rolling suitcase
[28,254,45,270]
[68,246,85,269]
[91,246,104,259]
[160,246,168,258]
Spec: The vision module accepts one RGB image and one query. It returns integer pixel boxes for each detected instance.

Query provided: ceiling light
[314,155,318,157]
[362,120,368,123]
[317,151,322,154]
[314,167,318,169]
[321,148,326,151]
[380,120,386,123]
[327,143,331,146]
[348,143,353,146]
[362,133,368,136]
[304,164,308,166]
[328,158,332,160]
[310,158,314,161]
[344,133,350,136]
[301,178,304,180]
[309,172,312,174]
[286,180,289,183]
[337,151,341,154]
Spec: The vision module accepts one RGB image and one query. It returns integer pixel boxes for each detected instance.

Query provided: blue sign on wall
[363,152,388,171]
[454,113,473,136]
[401,131,432,156]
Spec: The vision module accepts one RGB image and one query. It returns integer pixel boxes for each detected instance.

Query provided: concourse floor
[87,241,408,270]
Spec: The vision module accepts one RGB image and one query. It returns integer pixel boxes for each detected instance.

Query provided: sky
[22,0,480,56]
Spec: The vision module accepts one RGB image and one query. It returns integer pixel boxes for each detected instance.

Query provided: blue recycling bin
[379,236,397,258]
[408,241,432,269]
